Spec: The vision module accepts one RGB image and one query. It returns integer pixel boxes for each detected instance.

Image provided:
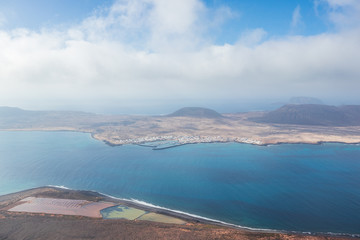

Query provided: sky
[0,0,359,114]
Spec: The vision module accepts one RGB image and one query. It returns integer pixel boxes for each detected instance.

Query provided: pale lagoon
[0,131,359,235]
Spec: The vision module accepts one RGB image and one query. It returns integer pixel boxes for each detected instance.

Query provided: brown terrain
[1,105,360,147]
[0,187,355,240]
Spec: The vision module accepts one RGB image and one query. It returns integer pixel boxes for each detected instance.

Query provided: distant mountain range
[3,104,360,127]
[251,104,360,126]
[167,107,223,118]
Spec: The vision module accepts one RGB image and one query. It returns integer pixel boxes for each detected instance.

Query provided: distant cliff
[167,107,223,118]
[250,104,360,126]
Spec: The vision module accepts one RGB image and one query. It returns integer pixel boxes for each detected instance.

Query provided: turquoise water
[1,131,360,235]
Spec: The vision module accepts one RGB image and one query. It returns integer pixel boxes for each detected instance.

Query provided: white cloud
[238,28,267,47]
[291,5,302,30]
[318,0,360,29]
[0,0,360,110]
[325,0,357,7]
[313,0,320,16]
[78,0,207,51]
[0,12,6,27]
[212,5,238,27]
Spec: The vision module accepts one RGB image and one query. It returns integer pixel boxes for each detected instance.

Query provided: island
[1,105,360,148]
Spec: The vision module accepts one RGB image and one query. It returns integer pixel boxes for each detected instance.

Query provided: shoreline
[1,186,359,239]
[87,132,360,149]
[2,129,360,149]
[101,137,360,150]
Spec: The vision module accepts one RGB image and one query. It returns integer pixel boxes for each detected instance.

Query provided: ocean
[0,131,359,235]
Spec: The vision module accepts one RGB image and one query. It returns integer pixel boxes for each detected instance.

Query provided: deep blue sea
[1,131,360,235]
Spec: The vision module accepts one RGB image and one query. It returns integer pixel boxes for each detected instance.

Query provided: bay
[0,131,359,235]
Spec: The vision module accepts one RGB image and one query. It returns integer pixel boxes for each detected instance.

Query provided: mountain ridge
[250,104,360,126]
[167,107,223,118]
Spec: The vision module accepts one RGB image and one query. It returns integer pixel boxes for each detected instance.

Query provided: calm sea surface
[1,131,359,234]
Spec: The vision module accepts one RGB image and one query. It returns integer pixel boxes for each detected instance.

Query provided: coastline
[0,186,358,239]
[97,135,360,150]
[2,128,360,148]
[87,131,360,149]
[2,120,360,149]
[95,189,360,238]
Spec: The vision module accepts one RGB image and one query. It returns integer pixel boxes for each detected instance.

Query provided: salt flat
[8,197,115,218]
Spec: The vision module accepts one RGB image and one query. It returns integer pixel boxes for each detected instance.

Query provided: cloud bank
[0,0,360,111]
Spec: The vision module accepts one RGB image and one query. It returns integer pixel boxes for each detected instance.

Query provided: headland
[0,187,356,240]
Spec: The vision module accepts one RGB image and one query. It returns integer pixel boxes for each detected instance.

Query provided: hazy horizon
[1,0,360,114]
[2,95,359,115]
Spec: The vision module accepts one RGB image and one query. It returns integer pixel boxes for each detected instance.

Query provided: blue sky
[0,0,359,113]
[205,0,330,40]
[0,0,108,29]
[1,0,332,41]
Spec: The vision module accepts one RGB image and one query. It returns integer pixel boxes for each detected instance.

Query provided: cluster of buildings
[234,137,263,145]
[109,135,262,146]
